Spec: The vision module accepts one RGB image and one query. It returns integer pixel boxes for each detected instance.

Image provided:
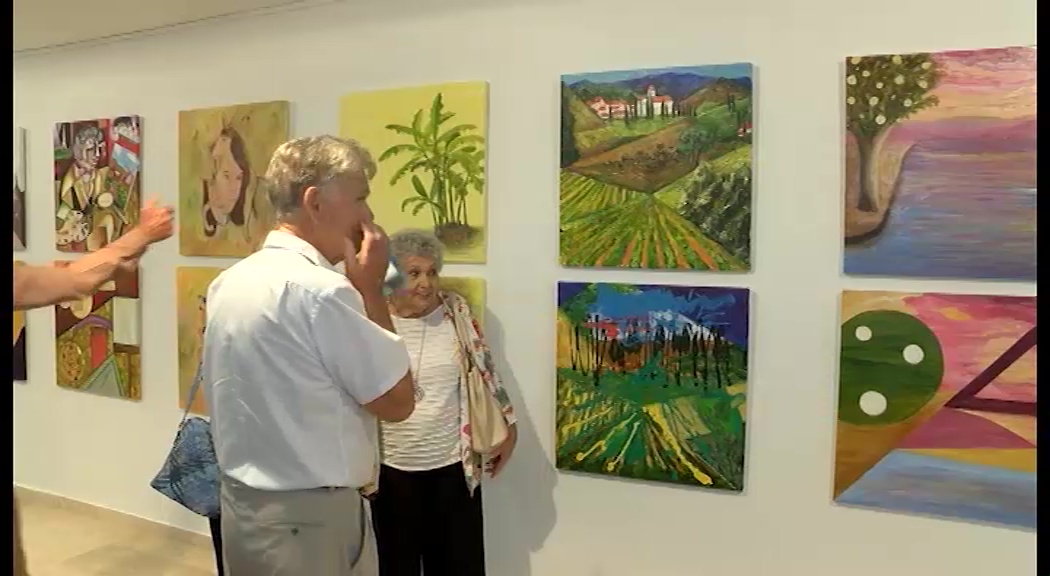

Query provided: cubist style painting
[176,266,224,415]
[843,46,1036,281]
[556,282,750,490]
[54,116,142,252]
[14,127,26,251]
[835,290,1036,530]
[179,101,290,257]
[13,261,27,381]
[340,82,489,264]
[559,64,754,270]
[54,262,141,400]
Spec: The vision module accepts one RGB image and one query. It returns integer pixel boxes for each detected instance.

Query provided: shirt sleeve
[310,284,410,405]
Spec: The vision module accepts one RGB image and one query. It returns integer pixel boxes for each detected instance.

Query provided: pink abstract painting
[835,290,1036,530]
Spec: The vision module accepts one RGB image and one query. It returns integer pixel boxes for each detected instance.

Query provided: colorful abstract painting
[835,290,1037,530]
[340,82,488,263]
[13,261,26,381]
[176,266,224,415]
[559,64,753,270]
[179,101,289,257]
[440,276,486,328]
[54,116,142,252]
[54,261,141,400]
[14,127,26,251]
[556,282,750,490]
[843,46,1036,281]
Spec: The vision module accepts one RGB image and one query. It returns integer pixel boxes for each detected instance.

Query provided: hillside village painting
[842,46,1036,281]
[556,282,750,490]
[560,64,754,270]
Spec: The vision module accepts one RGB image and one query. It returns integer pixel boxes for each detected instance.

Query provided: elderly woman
[371,229,517,576]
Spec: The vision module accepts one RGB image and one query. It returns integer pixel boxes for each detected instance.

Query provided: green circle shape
[839,310,944,425]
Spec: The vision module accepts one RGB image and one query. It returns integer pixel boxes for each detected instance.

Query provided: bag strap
[440,294,475,370]
[181,358,205,425]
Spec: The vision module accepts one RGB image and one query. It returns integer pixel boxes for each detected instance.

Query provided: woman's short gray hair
[389,229,445,272]
[264,135,377,219]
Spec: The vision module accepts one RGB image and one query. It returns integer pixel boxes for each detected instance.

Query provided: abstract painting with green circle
[834,290,1036,530]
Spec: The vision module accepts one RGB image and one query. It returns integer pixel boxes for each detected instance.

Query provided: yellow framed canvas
[179,101,290,257]
[175,266,225,415]
[340,82,488,263]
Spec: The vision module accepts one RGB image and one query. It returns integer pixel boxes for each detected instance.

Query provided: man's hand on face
[343,222,390,294]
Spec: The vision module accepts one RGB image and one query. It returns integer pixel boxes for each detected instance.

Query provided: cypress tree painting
[556,282,750,490]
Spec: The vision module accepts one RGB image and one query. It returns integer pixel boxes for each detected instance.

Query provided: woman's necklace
[412,320,427,402]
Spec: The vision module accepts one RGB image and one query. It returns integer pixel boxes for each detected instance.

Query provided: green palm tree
[379,93,485,245]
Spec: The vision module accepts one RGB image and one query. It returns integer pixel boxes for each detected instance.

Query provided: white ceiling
[13,0,329,53]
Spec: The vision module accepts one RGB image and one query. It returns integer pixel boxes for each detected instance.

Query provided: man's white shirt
[202,231,409,491]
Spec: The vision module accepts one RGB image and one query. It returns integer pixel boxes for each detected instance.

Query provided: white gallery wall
[13,0,1037,574]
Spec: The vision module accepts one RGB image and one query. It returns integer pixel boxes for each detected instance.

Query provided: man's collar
[262,230,341,269]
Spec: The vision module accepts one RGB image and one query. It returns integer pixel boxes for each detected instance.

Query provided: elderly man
[202,135,416,576]
[13,201,175,576]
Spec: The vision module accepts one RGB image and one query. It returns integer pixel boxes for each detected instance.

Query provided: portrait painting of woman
[178,101,289,257]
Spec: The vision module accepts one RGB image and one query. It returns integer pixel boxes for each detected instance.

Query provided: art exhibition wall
[13,0,1036,574]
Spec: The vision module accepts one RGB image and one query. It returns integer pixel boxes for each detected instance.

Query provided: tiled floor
[16,487,217,576]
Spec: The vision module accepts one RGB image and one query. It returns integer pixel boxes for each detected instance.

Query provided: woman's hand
[486,424,517,477]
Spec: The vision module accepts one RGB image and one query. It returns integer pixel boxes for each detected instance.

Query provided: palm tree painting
[340,82,489,263]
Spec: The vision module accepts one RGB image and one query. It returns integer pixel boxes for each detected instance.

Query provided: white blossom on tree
[846,53,941,212]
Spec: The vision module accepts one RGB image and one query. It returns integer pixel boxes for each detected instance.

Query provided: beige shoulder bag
[443,297,509,455]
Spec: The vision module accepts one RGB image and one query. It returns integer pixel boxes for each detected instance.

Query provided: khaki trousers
[13,490,28,576]
[220,477,377,576]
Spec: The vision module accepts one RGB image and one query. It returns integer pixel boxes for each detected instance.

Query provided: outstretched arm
[13,202,174,311]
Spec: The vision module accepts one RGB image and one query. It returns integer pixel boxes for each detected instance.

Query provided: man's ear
[301,186,322,220]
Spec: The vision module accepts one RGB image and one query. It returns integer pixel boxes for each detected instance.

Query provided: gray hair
[73,125,103,155]
[264,135,378,219]
[389,229,445,272]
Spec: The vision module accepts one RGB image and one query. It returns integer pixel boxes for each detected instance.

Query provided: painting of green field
[560,64,754,270]
[556,282,750,490]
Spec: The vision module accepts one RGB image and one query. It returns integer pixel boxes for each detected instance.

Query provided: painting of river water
[842,46,1036,281]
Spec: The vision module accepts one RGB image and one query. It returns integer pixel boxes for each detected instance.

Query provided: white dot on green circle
[903,344,924,365]
[859,390,887,416]
[855,326,872,341]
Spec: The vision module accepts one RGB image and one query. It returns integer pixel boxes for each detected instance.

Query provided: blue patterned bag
[150,361,221,518]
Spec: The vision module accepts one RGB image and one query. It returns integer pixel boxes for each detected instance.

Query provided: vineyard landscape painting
[340,82,488,263]
[560,64,754,270]
[556,282,750,490]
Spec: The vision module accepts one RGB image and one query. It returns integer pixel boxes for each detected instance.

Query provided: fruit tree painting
[556,282,750,490]
[340,82,488,263]
[835,290,1036,530]
[560,64,754,270]
[843,46,1036,281]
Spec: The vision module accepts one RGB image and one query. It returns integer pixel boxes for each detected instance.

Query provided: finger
[360,221,382,240]
[491,456,506,477]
